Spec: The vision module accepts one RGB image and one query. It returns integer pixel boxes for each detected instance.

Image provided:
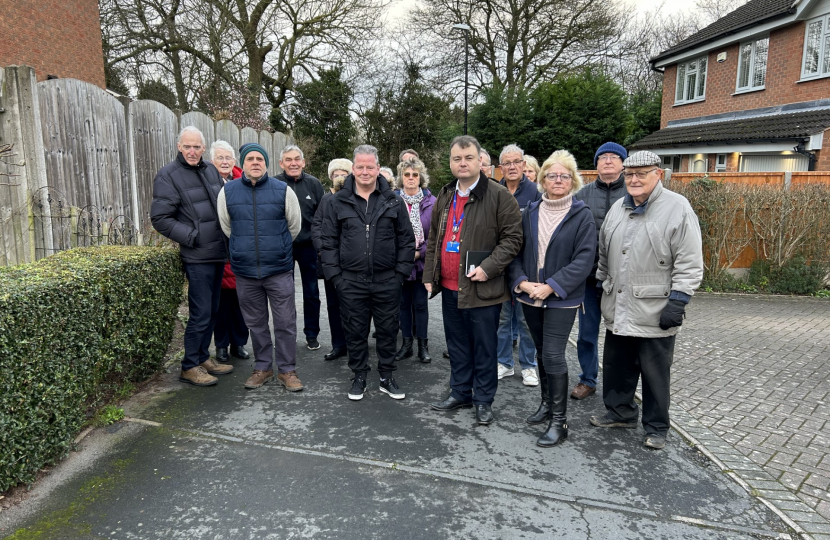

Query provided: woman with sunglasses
[508,149,596,447]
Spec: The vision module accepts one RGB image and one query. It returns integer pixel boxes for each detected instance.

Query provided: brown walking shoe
[277,371,304,392]
[202,358,234,375]
[570,383,596,400]
[179,366,218,387]
[244,369,274,389]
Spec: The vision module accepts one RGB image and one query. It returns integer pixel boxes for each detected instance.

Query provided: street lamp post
[452,23,471,135]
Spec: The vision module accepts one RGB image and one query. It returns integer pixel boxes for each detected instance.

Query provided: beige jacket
[597,181,703,338]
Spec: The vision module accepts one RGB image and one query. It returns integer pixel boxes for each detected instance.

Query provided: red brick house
[632,0,830,172]
[0,0,106,88]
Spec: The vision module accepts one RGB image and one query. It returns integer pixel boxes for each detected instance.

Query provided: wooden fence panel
[791,172,830,185]
[128,100,178,231]
[180,111,215,149]
[37,79,132,242]
[240,127,258,147]
[272,132,287,174]
[258,131,274,176]
[670,172,786,186]
[215,120,240,155]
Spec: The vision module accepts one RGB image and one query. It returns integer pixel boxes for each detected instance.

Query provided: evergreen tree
[137,80,179,110]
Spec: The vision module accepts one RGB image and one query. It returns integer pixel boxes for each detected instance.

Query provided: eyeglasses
[623,168,658,180]
[598,154,621,162]
[402,172,420,178]
[213,156,235,162]
[501,160,524,169]
[544,173,572,182]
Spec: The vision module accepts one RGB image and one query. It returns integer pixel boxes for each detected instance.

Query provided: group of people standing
[151,127,703,451]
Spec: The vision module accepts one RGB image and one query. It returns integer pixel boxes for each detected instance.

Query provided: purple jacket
[398,188,436,280]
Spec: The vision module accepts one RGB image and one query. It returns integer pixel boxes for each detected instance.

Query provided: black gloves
[659,299,686,330]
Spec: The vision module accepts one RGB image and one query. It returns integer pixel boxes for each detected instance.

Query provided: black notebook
[465,251,491,274]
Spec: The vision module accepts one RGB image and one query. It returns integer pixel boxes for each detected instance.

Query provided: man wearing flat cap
[590,150,703,450]
[218,143,304,391]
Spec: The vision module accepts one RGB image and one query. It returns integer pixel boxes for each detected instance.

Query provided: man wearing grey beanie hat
[589,150,703,451]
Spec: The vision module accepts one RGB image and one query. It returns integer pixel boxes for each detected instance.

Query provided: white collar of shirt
[455,178,479,197]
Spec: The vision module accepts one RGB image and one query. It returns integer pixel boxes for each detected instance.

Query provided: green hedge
[0,246,184,491]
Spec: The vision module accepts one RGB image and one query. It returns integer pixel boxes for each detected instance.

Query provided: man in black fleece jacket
[277,145,325,351]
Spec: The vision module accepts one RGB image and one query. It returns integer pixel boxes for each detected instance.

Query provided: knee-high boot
[526,358,551,424]
[537,372,568,447]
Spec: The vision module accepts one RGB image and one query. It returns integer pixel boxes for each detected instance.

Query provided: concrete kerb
[571,333,827,540]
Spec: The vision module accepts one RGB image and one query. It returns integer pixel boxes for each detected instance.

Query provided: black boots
[395,337,414,360]
[536,372,569,447]
[215,347,230,362]
[417,338,432,363]
[526,360,551,424]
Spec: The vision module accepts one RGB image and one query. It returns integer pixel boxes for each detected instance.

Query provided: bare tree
[695,0,750,22]
[408,0,623,95]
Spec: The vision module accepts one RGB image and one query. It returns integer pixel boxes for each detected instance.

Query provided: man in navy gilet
[217,143,304,391]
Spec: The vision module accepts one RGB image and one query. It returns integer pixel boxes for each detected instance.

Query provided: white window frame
[801,15,830,80]
[736,37,769,92]
[715,154,727,172]
[674,55,708,105]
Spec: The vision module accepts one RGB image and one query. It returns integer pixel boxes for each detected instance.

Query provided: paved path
[0,283,825,539]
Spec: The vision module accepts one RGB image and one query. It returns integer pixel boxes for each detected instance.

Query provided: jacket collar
[623,181,663,213]
[240,173,269,188]
[596,173,625,191]
[499,174,531,193]
[445,172,489,199]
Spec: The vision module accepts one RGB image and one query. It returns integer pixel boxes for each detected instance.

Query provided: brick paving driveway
[674,295,830,521]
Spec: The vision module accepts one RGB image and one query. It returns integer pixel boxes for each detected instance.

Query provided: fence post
[119,96,143,245]
[784,171,792,191]
[664,168,672,183]
[1,66,50,263]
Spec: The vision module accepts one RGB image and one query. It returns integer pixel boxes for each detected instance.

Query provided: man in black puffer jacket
[571,142,628,401]
[321,145,415,402]
[150,126,233,387]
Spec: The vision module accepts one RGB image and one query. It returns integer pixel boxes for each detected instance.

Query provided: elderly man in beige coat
[589,150,703,450]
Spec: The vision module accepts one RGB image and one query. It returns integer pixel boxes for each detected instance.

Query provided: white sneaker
[522,368,539,387]
[497,364,515,380]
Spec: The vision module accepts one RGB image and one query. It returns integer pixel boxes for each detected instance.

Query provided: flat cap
[623,151,661,168]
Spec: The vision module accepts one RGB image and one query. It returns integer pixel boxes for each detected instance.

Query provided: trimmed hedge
[0,246,184,491]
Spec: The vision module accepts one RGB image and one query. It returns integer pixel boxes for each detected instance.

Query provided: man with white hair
[277,145,325,352]
[151,126,233,387]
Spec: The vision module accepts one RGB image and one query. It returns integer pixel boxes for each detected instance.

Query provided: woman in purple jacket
[394,157,436,363]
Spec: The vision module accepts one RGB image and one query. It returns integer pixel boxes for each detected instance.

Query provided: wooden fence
[0,65,293,266]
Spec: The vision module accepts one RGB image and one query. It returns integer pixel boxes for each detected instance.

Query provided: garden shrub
[0,246,184,491]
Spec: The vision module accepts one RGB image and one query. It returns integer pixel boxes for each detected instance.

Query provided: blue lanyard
[451,192,465,233]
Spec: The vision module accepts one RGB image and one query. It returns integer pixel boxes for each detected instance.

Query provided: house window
[715,154,727,172]
[737,38,768,91]
[675,56,708,104]
[662,155,681,172]
[802,15,830,79]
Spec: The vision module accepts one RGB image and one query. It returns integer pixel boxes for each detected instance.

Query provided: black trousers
[602,331,676,436]
[441,288,501,405]
[214,288,249,348]
[294,241,321,339]
[400,279,429,339]
[323,278,347,349]
[338,278,401,376]
[522,305,576,375]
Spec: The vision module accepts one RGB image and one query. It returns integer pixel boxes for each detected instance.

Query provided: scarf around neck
[400,189,425,246]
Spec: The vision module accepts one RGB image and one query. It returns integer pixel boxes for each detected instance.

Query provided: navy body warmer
[224,176,293,279]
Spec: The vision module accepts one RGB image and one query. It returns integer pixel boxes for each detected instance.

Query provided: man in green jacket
[424,135,522,425]
[590,151,703,450]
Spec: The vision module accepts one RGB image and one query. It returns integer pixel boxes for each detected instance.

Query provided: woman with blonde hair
[508,149,596,447]
[523,155,541,183]
[312,158,353,360]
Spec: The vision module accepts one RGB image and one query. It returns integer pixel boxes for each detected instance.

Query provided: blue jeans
[442,288,501,405]
[497,299,537,370]
[576,277,601,387]
[182,262,224,370]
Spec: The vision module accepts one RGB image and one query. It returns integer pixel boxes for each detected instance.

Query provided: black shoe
[442,350,450,359]
[215,347,229,363]
[644,435,667,450]
[395,337,414,361]
[476,404,494,425]
[230,345,249,360]
[379,376,405,399]
[537,372,568,447]
[348,374,367,401]
[324,346,347,361]
[307,338,320,350]
[589,414,637,428]
[417,338,432,363]
[526,360,551,425]
[430,396,473,411]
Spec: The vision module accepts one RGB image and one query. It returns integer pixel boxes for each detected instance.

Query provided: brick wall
[661,22,830,128]
[0,0,105,88]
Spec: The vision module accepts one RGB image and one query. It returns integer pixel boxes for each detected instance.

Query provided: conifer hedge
[0,246,184,491]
